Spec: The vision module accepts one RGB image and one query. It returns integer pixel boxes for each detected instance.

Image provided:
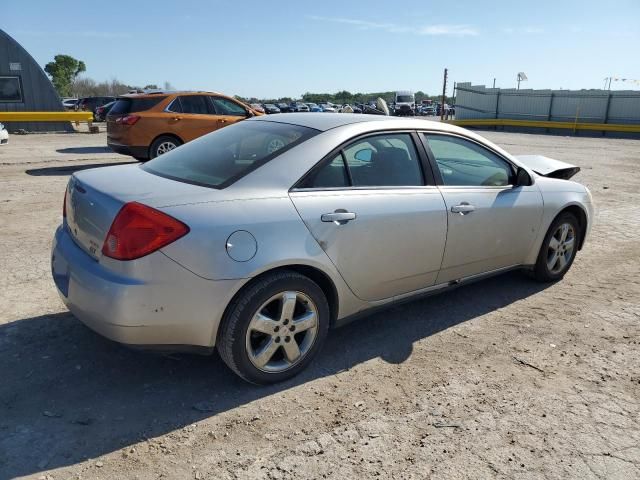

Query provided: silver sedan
[51,113,594,384]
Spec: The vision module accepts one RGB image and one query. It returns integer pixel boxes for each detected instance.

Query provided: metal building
[0,29,72,132]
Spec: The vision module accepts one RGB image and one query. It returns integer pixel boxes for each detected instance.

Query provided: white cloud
[307,16,479,36]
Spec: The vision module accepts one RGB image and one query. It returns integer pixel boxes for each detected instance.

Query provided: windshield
[396,95,414,103]
[142,121,319,188]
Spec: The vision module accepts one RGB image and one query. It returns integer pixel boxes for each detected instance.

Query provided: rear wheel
[150,135,182,159]
[532,212,580,282]
[217,271,329,384]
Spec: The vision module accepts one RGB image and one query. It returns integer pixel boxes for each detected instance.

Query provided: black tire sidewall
[534,212,580,281]
[219,272,330,385]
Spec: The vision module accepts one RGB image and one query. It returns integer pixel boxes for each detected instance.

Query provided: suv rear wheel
[150,135,182,159]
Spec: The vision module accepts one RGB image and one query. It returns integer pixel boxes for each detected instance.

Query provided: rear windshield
[396,95,414,103]
[109,96,167,115]
[142,121,319,189]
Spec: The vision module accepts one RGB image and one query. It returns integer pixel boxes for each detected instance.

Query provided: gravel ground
[0,129,638,480]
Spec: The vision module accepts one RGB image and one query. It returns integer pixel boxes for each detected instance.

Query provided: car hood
[515,155,580,180]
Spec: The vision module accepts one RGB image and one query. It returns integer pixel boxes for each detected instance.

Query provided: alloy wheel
[546,222,576,274]
[156,141,177,155]
[245,291,318,373]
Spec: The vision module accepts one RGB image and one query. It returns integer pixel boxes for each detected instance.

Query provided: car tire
[532,212,580,282]
[133,156,147,162]
[217,270,330,385]
[149,135,182,159]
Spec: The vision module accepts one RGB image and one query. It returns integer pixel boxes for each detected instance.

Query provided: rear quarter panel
[158,196,367,319]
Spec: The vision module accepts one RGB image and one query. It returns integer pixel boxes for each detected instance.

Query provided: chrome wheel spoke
[250,313,278,335]
[547,251,559,271]
[282,339,301,362]
[252,338,279,368]
[293,311,317,332]
[563,237,575,251]
[279,292,297,322]
[559,224,569,242]
[549,236,561,251]
[557,253,568,270]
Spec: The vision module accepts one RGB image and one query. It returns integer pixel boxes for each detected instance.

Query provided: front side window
[424,134,514,187]
[300,133,424,188]
[210,97,247,116]
[178,95,210,114]
[142,121,318,188]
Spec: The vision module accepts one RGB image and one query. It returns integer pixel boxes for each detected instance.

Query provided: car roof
[249,112,459,132]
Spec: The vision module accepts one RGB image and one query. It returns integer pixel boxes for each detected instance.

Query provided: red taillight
[102,202,189,260]
[115,114,140,125]
[63,188,67,218]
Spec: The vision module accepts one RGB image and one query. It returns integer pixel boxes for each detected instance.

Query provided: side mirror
[515,167,532,187]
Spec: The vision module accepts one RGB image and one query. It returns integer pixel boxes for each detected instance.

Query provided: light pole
[517,72,528,90]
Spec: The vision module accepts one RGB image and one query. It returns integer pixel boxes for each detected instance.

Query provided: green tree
[144,84,159,90]
[44,54,86,97]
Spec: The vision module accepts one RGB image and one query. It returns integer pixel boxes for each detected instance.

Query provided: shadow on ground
[26,162,136,176]
[0,272,550,478]
[56,147,113,155]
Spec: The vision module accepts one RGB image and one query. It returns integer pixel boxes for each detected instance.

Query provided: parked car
[250,103,265,113]
[305,103,321,112]
[318,103,336,112]
[291,102,310,112]
[52,113,593,384]
[76,96,116,115]
[94,100,116,122]
[62,98,78,110]
[106,91,263,161]
[277,103,292,113]
[262,104,281,114]
[0,122,8,145]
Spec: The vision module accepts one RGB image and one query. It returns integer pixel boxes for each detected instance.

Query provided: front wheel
[532,212,580,282]
[217,271,330,384]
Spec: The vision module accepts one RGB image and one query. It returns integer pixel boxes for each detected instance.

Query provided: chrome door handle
[321,211,356,224]
[451,203,475,215]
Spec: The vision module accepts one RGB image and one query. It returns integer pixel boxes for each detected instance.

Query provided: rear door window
[178,95,211,115]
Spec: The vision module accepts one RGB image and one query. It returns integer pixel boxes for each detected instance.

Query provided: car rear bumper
[51,225,241,348]
[107,141,148,159]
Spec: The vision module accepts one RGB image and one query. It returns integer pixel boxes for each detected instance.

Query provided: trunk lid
[515,155,581,180]
[65,164,219,260]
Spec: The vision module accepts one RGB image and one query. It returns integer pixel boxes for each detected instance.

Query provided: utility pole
[440,68,448,120]
[493,78,496,88]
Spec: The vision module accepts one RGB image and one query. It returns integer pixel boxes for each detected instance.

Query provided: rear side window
[109,96,167,115]
[142,121,318,189]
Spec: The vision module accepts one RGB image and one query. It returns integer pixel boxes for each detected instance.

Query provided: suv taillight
[115,114,140,125]
[102,202,189,260]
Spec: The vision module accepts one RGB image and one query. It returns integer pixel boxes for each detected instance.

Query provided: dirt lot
[0,128,638,480]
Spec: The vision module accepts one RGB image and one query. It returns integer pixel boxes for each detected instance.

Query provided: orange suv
[107,91,263,160]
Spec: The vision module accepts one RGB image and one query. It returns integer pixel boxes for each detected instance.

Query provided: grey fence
[454,83,640,127]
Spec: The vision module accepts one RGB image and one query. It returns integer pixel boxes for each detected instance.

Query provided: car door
[421,133,543,283]
[164,94,218,142]
[208,96,249,130]
[289,132,448,302]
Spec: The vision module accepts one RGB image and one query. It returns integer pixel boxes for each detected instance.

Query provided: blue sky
[3,0,639,98]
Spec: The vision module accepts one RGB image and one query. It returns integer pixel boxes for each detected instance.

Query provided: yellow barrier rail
[447,118,640,133]
[0,111,94,122]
